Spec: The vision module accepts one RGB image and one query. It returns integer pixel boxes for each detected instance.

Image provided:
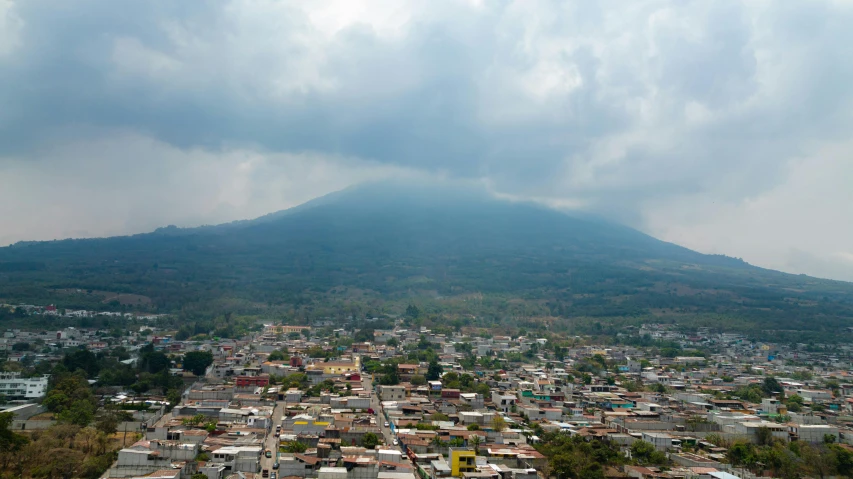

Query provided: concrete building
[491,393,516,413]
[209,446,263,473]
[0,372,49,399]
[640,432,674,451]
[109,440,200,478]
[380,386,406,402]
[790,424,840,443]
[449,448,476,477]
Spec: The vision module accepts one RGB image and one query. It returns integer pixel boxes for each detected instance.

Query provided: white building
[0,373,49,399]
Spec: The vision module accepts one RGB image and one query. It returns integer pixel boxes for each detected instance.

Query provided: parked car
[265,450,272,458]
[384,422,390,427]
[273,463,280,470]
[393,439,399,446]
[262,470,269,478]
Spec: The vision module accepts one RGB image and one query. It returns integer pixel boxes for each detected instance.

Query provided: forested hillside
[1,183,852,337]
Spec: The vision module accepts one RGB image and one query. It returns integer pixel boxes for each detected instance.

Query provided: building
[449,448,476,477]
[266,325,312,335]
[789,424,840,443]
[380,386,406,401]
[0,373,49,399]
[491,393,516,413]
[234,376,270,388]
[310,358,361,375]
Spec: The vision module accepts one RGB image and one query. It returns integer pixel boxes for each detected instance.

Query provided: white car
[393,439,399,446]
[384,422,390,427]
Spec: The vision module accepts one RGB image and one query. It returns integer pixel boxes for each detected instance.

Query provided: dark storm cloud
[1,0,853,279]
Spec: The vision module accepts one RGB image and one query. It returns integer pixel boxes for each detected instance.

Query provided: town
[2,314,853,479]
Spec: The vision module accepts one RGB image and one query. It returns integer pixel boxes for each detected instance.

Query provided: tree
[57,400,96,426]
[727,442,755,468]
[62,349,100,378]
[268,349,289,362]
[469,434,481,454]
[800,443,836,479]
[538,433,620,479]
[426,360,443,381]
[281,441,308,453]
[183,351,214,376]
[787,394,804,412]
[362,432,380,449]
[0,411,28,460]
[756,426,773,446]
[762,377,784,398]
[467,424,480,431]
[44,374,96,419]
[379,368,400,386]
[140,350,171,374]
[166,388,183,411]
[94,411,119,435]
[182,414,206,426]
[631,440,668,465]
[411,374,427,386]
[406,304,421,319]
[831,444,853,477]
[492,415,507,432]
[39,447,85,479]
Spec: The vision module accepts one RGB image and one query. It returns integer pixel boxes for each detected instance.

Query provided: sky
[1,0,852,281]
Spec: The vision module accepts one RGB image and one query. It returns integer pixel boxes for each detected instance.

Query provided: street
[260,400,286,474]
[362,374,395,446]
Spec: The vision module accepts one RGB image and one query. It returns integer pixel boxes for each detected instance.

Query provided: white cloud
[0,0,23,57]
[644,139,853,281]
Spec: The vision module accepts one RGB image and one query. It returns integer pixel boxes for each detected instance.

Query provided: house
[640,432,674,451]
[380,386,407,402]
[234,376,269,388]
[491,393,516,413]
[449,448,476,477]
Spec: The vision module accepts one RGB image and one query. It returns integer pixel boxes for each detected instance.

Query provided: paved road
[362,375,396,447]
[260,401,285,475]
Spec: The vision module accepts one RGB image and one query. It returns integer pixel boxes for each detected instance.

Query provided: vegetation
[280,441,308,453]
[182,351,214,376]
[536,432,625,479]
[714,437,853,479]
[0,368,140,478]
[3,185,853,342]
[361,432,380,449]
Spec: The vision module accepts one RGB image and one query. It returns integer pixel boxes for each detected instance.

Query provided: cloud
[0,0,23,58]
[0,132,418,245]
[643,140,853,281]
[0,0,852,279]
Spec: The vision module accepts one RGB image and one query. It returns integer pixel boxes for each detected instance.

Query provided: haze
[1,1,852,281]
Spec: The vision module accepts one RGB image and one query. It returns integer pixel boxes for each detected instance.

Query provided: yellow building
[308,356,361,375]
[449,448,476,477]
[266,325,312,335]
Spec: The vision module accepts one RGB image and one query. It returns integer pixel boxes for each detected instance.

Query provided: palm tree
[469,434,481,454]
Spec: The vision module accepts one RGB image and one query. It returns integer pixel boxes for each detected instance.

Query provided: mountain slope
[1,182,852,332]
